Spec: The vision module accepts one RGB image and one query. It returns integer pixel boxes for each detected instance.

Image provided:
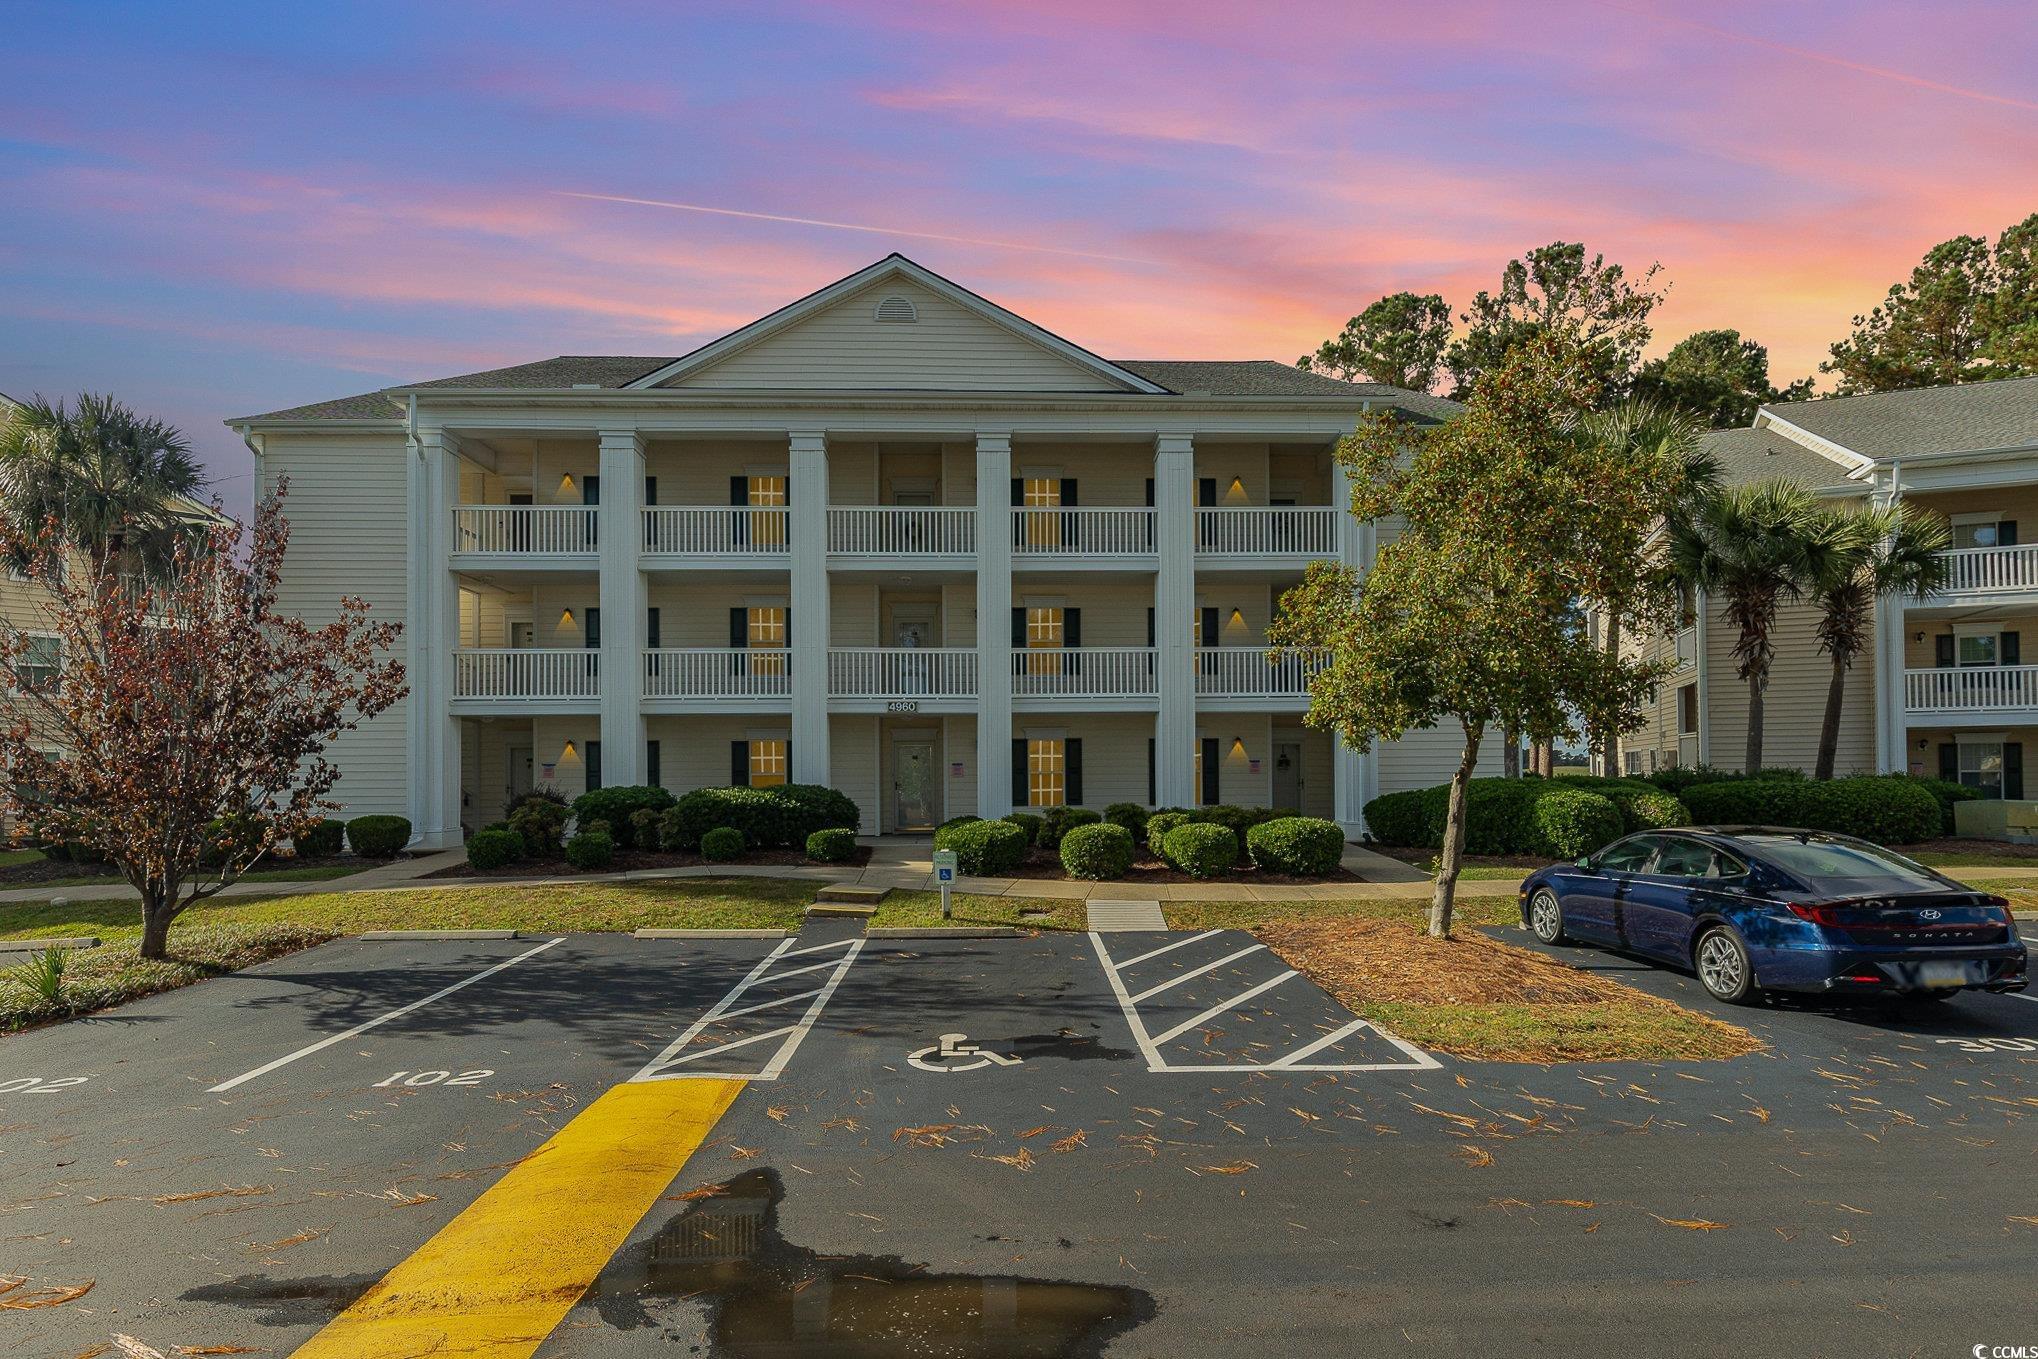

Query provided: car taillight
[1981,894,2014,926]
[1786,902,1841,927]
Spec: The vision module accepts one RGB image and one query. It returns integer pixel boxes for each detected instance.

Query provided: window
[1021,476,1061,548]
[748,475,787,547]
[748,605,787,676]
[1027,738,1066,807]
[1677,684,1698,736]
[1624,751,1643,775]
[1025,605,1063,675]
[1951,513,2016,550]
[1959,739,2005,798]
[585,740,602,791]
[1594,837,1657,872]
[749,738,788,788]
[14,634,59,690]
[1957,632,1999,667]
[1650,837,1717,878]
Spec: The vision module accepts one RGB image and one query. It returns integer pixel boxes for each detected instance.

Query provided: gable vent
[873,294,918,324]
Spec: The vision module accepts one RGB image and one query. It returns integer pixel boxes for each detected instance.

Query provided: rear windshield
[1745,836,1942,890]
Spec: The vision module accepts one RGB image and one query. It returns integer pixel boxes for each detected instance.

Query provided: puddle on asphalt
[594,1168,1153,1357]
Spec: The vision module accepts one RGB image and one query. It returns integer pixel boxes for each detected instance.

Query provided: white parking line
[632,935,864,1082]
[1128,943,1267,1004]
[206,937,566,1094]
[2007,991,2037,1005]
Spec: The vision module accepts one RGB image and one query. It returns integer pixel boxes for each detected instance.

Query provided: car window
[1712,849,1749,878]
[1650,837,1715,878]
[1595,837,1658,873]
[1741,835,1942,889]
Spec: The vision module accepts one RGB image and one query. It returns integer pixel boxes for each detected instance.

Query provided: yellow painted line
[291,1077,744,1359]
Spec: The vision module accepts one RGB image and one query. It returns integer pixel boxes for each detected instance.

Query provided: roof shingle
[1701,426,1860,493]
[1762,376,2038,460]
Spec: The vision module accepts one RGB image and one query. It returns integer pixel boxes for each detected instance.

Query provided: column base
[406,828,465,853]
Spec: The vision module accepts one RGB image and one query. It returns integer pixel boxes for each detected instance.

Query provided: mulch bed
[1260,916,1617,1007]
[429,843,872,879]
[0,854,365,886]
[1000,847,1357,885]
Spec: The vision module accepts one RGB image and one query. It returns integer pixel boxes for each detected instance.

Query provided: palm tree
[1804,503,1949,779]
[1666,479,1822,773]
[0,393,208,581]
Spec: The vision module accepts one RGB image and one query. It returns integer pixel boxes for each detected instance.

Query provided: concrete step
[813,883,889,905]
[805,902,879,919]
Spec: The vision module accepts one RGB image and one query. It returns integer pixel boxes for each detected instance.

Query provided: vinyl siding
[1373,724,1506,794]
[1704,597,1876,776]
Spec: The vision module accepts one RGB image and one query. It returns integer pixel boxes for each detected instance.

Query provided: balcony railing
[454,648,598,700]
[1194,646,1328,698]
[1906,664,2038,712]
[1010,647,1158,699]
[828,506,975,556]
[642,507,791,555]
[1937,544,2038,595]
[453,506,596,554]
[828,647,977,699]
[1011,507,1154,556]
[1194,507,1339,556]
[643,647,792,699]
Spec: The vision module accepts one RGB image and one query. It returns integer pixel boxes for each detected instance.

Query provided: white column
[1328,455,1372,836]
[1154,434,1196,807]
[975,432,1014,817]
[406,427,465,849]
[789,431,831,786]
[597,429,646,787]
[1870,470,1908,774]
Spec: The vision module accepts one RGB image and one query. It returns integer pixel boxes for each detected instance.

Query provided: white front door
[892,739,937,830]
[1272,741,1303,810]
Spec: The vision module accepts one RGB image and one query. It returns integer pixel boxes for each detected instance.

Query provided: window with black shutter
[586,740,602,791]
[582,475,601,505]
[731,741,750,786]
[1012,738,1028,807]
[1200,737,1219,805]
[646,740,661,789]
[1066,738,1084,806]
[2007,742,2025,799]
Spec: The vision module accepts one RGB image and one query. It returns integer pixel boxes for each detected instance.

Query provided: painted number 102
[374,1069,494,1088]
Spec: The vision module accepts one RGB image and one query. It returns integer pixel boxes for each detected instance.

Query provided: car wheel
[1527,888,1566,944]
[1694,927,1757,1005]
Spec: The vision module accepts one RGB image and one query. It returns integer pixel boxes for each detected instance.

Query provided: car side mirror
[1575,856,1598,873]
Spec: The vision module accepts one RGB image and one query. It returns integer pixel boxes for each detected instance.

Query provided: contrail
[1598,3,2038,113]
[554,191,1157,264]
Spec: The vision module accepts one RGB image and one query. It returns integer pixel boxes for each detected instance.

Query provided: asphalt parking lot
[5,921,2037,1357]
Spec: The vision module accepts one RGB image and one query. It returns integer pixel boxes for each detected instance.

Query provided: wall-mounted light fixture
[1229,737,1247,757]
[560,608,576,628]
[561,740,578,761]
[558,472,577,495]
[1915,631,1926,643]
[1224,476,1250,505]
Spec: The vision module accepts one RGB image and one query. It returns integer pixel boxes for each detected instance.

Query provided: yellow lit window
[748,606,787,676]
[1025,605,1063,676]
[749,475,787,546]
[1022,477,1061,548]
[750,738,788,788]
[1028,738,1066,807]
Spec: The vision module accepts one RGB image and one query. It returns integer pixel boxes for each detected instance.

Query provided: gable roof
[1758,375,2038,460]
[1701,426,1860,493]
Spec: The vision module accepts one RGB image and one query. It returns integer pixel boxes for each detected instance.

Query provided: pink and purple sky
[2,0,2034,511]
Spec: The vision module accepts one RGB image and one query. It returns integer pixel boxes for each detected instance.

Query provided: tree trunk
[1815,651,1848,781]
[1745,667,1766,774]
[1595,615,1623,776]
[1430,721,1483,940]
[1536,742,1554,777]
[1503,728,1520,779]
[139,903,173,961]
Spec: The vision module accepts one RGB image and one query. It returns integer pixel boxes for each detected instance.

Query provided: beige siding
[1374,724,1507,794]
[1704,597,1876,775]
[1010,444,1151,506]
[1010,713,1153,810]
[1622,621,1694,773]
[642,440,790,506]
[830,714,880,833]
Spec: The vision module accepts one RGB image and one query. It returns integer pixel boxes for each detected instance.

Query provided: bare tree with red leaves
[0,482,406,959]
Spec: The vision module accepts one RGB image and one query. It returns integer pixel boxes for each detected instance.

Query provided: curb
[359,929,522,941]
[864,926,1021,938]
[806,903,879,918]
[0,936,100,952]
[631,928,790,940]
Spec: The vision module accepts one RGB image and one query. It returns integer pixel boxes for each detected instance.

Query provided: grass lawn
[6,863,366,891]
[868,890,1087,931]
[0,848,47,868]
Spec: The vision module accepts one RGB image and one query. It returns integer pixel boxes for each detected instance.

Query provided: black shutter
[1144,478,1155,507]
[582,474,600,506]
[731,741,749,786]
[1939,743,1958,780]
[585,607,601,648]
[730,608,747,647]
[1145,607,1155,647]
[1936,634,1955,668]
[644,476,657,506]
[1200,737,1219,805]
[1012,608,1027,647]
[1200,607,1219,645]
[1064,608,1082,647]
[509,492,533,506]
[586,740,602,791]
[1067,738,1084,806]
[1059,478,1078,506]
[2008,743,2025,799]
[1198,477,1218,507]
[2005,631,2021,665]
[1010,478,1024,506]
[1012,738,1029,807]
[2002,521,2019,547]
[646,740,661,788]
[647,607,661,649]
[730,475,747,506]
[1147,738,1156,805]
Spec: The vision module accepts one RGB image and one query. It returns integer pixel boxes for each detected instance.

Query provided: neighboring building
[229,254,1486,847]
[1623,376,2038,801]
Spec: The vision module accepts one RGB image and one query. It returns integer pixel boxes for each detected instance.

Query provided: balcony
[452,648,599,708]
[642,507,791,560]
[1010,647,1158,707]
[643,648,792,707]
[1011,507,1155,565]
[1933,545,2038,600]
[1194,646,1327,707]
[452,506,596,559]
[1194,507,1339,562]
[1905,664,2038,717]
[828,647,978,711]
[828,507,975,559]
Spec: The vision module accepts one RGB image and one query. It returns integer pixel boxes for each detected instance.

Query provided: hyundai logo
[1921,908,1942,920]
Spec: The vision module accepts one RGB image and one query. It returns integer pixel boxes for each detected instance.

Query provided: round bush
[777,784,862,843]
[346,815,411,859]
[1246,817,1344,876]
[295,818,346,858]
[564,828,614,871]
[509,799,567,858]
[466,827,522,870]
[1060,822,1136,880]
[571,785,676,849]
[1038,806,1102,851]
[701,826,746,862]
[1900,774,1981,835]
[933,818,1028,876]
[1103,802,1150,842]
[1361,787,1429,846]
[1164,823,1237,878]
[937,814,981,831]
[628,807,665,849]
[1527,787,1625,858]
[1601,785,1690,834]
[1002,812,1044,846]
[1145,811,1193,860]
[1681,776,1940,846]
[806,827,858,863]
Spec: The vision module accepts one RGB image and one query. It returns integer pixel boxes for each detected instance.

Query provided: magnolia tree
[1272,339,1691,937]
[0,483,405,959]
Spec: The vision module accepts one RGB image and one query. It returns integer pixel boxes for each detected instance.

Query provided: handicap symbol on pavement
[907,1032,1024,1073]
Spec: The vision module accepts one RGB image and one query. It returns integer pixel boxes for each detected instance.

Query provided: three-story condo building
[231,255,1476,847]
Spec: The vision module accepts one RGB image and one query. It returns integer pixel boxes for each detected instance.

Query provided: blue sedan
[1519,827,2029,1005]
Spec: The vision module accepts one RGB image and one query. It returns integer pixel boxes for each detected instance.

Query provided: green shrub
[571,785,676,849]
[1103,802,1150,841]
[1002,812,1044,846]
[295,818,346,858]
[1361,779,1636,857]
[1060,823,1135,880]
[1164,823,1237,878]
[1146,811,1193,860]
[933,818,1029,875]
[1246,817,1344,875]
[806,827,858,863]
[564,828,614,870]
[508,787,569,814]
[1529,787,1626,858]
[346,815,410,859]
[1037,806,1101,851]
[1899,775,1980,835]
[777,784,862,843]
[1185,804,1276,863]
[509,799,568,858]
[579,816,612,840]
[1680,776,1941,845]
[200,813,266,870]
[701,826,746,862]
[1600,785,1690,834]
[465,828,522,870]
[628,807,664,849]
[937,814,981,830]
[661,785,860,851]
[1361,788,1430,846]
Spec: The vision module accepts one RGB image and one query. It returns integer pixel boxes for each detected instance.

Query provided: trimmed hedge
[1164,823,1237,878]
[1679,776,1940,845]
[1146,811,1193,860]
[1530,787,1627,858]
[296,818,346,858]
[572,785,675,849]
[660,784,860,851]
[1361,779,1628,858]
[1002,812,1044,846]
[346,815,410,858]
[565,827,614,870]
[933,817,1029,876]
[701,826,746,862]
[1902,775,1981,835]
[1039,806,1102,851]
[1103,802,1150,841]
[937,815,980,831]
[1060,823,1136,880]
[466,828,522,870]
[806,828,858,863]
[1246,817,1344,876]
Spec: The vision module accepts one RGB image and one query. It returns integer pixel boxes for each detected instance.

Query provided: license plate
[1919,962,1970,988]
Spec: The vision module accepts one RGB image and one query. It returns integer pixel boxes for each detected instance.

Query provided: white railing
[1674,627,1697,670]
[1011,507,1154,555]
[828,506,975,556]
[1010,647,1158,698]
[1194,647,1327,698]
[642,507,791,555]
[1906,664,2038,712]
[1194,507,1339,556]
[1937,545,2038,594]
[454,648,598,700]
[453,506,596,554]
[643,648,792,699]
[828,647,977,699]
